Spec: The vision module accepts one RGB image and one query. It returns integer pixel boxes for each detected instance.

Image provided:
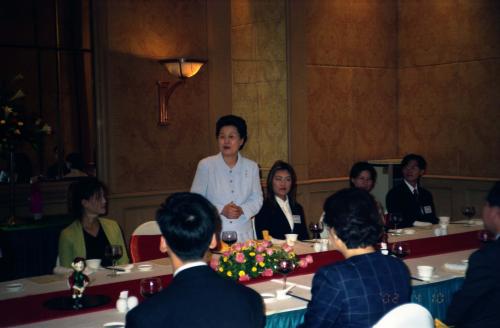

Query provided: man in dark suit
[126,192,265,328]
[386,154,438,228]
[300,188,411,327]
[445,181,500,328]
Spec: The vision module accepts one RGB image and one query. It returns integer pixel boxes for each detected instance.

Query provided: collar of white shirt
[404,179,418,194]
[174,261,207,277]
[275,195,294,230]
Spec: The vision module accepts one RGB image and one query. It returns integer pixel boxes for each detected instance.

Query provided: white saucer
[138,264,153,272]
[103,322,125,328]
[5,283,23,293]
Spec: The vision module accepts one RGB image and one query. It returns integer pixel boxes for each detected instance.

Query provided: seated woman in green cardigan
[58,177,129,268]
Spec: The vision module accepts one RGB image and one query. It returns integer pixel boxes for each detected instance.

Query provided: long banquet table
[0,221,485,327]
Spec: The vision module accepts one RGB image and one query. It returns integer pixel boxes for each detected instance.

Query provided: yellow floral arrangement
[210,240,313,282]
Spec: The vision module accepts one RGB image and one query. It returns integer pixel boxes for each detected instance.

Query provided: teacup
[417,265,434,281]
[85,259,102,271]
[285,233,298,246]
[439,216,450,225]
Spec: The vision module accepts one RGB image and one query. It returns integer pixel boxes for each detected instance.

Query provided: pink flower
[256,245,265,252]
[282,244,292,253]
[262,268,274,277]
[266,248,274,256]
[238,274,250,282]
[255,254,265,263]
[305,255,314,264]
[210,257,219,269]
[246,240,255,247]
[235,252,246,263]
[298,259,307,268]
[223,251,231,257]
[233,243,242,251]
[262,240,272,248]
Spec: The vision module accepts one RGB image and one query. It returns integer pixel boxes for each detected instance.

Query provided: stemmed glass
[461,206,476,225]
[389,213,403,235]
[104,244,123,277]
[391,242,410,258]
[140,277,162,299]
[309,222,324,242]
[221,231,238,248]
[275,258,295,290]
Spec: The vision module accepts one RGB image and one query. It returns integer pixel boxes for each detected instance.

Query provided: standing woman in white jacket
[191,115,263,242]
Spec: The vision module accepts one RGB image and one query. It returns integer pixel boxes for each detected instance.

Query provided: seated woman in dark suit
[300,188,411,327]
[255,160,308,240]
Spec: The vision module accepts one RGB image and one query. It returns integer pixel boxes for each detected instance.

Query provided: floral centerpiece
[0,74,51,157]
[210,240,313,282]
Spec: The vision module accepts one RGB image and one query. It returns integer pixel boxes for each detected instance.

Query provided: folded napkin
[413,221,432,227]
[443,262,468,272]
[271,238,286,245]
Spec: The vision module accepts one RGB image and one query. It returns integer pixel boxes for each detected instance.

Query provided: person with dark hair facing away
[254,160,308,240]
[300,188,411,327]
[386,154,438,228]
[191,115,263,242]
[126,192,265,328]
[445,181,500,328]
[58,177,129,268]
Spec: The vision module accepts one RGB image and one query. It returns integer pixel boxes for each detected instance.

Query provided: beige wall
[231,0,288,174]
[398,0,500,177]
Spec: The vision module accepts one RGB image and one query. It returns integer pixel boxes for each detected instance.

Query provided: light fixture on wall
[157,58,206,125]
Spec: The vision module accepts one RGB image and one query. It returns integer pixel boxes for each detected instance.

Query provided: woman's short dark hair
[349,161,377,188]
[401,154,427,170]
[68,177,107,220]
[156,192,221,261]
[266,160,297,206]
[215,115,248,150]
[66,153,85,171]
[323,188,382,249]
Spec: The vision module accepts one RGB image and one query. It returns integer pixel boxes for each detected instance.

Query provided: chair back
[373,303,433,328]
[130,221,165,263]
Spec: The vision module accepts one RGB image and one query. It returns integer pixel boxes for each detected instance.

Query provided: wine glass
[104,244,123,277]
[309,222,324,242]
[461,206,476,225]
[221,231,238,248]
[391,242,410,258]
[140,277,162,299]
[389,213,403,235]
[274,258,295,290]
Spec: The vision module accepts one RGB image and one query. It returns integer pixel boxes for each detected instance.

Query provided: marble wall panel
[308,66,354,179]
[351,68,398,161]
[457,0,500,61]
[399,0,460,67]
[306,0,397,67]
[398,64,461,175]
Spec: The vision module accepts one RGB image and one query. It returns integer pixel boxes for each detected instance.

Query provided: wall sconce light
[157,58,206,125]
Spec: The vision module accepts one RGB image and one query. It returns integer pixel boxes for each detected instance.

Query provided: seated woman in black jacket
[255,160,308,240]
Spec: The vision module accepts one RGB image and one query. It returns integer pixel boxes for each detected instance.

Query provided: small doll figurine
[68,257,89,309]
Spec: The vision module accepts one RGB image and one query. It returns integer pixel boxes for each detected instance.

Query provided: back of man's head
[486,181,500,208]
[156,192,221,261]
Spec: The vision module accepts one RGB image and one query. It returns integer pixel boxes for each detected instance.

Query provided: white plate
[260,293,276,304]
[413,221,432,227]
[103,322,125,328]
[138,264,153,272]
[5,283,23,293]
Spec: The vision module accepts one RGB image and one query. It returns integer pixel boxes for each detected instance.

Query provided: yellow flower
[259,262,265,267]
[289,252,295,259]
[218,267,224,272]
[227,271,232,277]
[242,247,248,251]
[41,124,52,134]
[223,257,228,262]
[249,252,256,256]
[17,121,24,126]
[251,267,257,272]
[238,270,246,277]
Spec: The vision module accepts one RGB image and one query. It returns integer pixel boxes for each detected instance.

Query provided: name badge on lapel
[293,215,301,224]
[423,206,432,214]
